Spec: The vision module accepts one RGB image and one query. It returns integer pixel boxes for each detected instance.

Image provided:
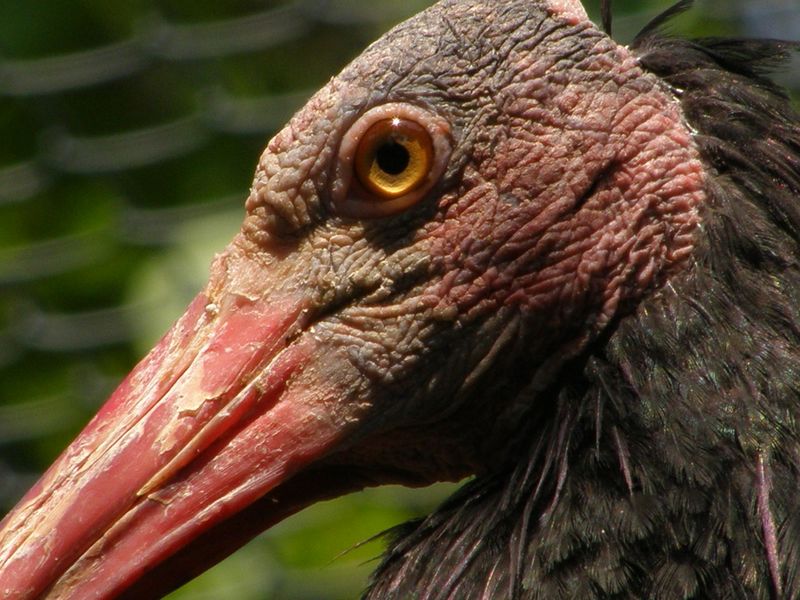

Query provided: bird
[1,0,800,597]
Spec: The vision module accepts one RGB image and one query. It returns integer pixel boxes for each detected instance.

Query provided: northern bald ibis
[2,0,800,597]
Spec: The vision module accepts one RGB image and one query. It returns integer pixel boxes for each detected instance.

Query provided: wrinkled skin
[0,0,706,597]
[240,0,703,472]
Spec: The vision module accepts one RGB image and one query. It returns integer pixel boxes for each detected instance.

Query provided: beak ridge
[0,284,350,599]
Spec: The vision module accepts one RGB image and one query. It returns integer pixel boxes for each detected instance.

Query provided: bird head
[0,0,706,597]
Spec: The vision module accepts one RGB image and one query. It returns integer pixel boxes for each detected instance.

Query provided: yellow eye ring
[354,118,434,199]
[332,103,452,218]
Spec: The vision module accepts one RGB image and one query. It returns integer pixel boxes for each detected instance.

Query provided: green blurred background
[0,1,797,598]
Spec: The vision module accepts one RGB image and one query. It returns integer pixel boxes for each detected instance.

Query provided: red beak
[0,237,364,598]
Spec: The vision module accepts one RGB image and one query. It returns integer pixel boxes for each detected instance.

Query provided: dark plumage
[1,1,799,599]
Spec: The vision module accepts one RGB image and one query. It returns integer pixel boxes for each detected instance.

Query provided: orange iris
[354,117,434,200]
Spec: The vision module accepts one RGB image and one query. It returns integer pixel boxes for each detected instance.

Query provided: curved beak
[0,239,364,599]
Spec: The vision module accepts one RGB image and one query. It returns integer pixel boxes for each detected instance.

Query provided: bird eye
[354,118,433,199]
[332,103,452,218]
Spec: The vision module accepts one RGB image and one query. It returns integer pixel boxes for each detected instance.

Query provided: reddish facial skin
[0,0,706,597]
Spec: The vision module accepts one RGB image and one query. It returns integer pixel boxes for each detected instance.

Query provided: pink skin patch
[427,37,704,348]
[405,28,706,411]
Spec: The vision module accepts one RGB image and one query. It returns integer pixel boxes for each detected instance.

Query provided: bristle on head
[601,0,612,36]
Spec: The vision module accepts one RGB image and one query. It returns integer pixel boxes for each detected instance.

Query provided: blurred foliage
[0,1,797,598]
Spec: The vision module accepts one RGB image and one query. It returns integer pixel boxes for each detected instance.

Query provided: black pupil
[376,139,410,176]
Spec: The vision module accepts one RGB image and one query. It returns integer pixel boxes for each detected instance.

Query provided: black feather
[600,0,612,36]
[633,0,694,46]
